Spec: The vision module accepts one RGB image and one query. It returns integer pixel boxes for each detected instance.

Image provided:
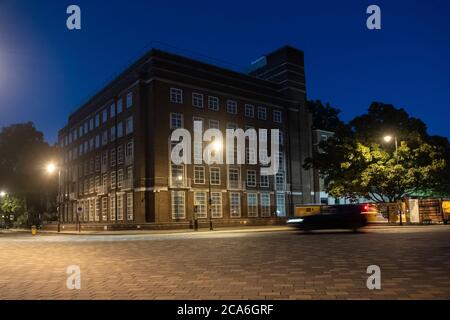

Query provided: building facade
[57,46,316,228]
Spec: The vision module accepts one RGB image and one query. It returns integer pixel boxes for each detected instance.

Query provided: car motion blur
[287,204,372,232]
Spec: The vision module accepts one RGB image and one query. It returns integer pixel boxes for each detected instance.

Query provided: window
[171,164,184,185]
[227,100,237,114]
[117,195,124,220]
[276,193,286,216]
[125,116,133,134]
[170,88,183,103]
[110,103,116,118]
[84,121,89,134]
[110,149,116,167]
[211,192,222,218]
[170,113,183,129]
[95,135,100,149]
[83,199,89,221]
[102,131,108,146]
[208,96,219,111]
[276,172,285,190]
[95,197,100,221]
[79,126,84,137]
[95,114,100,128]
[89,118,94,131]
[89,159,94,174]
[126,166,133,185]
[110,171,116,189]
[247,193,258,217]
[110,126,116,141]
[109,195,116,221]
[101,151,108,167]
[117,169,124,188]
[89,198,95,221]
[193,141,202,164]
[102,173,108,188]
[210,167,220,185]
[89,138,94,151]
[194,166,205,184]
[126,92,133,108]
[228,167,240,189]
[273,110,282,123]
[247,170,257,187]
[102,197,108,221]
[94,176,100,192]
[260,193,271,217]
[95,156,100,172]
[126,140,134,158]
[117,122,123,138]
[126,193,133,220]
[192,117,203,131]
[229,193,241,217]
[117,145,124,164]
[171,191,185,219]
[194,192,207,218]
[102,109,108,123]
[84,141,88,153]
[245,104,254,117]
[117,99,123,114]
[209,120,219,129]
[260,174,270,188]
[257,106,267,120]
[192,93,203,108]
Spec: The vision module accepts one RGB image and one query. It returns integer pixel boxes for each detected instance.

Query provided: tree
[0,195,25,227]
[305,102,449,202]
[307,100,346,133]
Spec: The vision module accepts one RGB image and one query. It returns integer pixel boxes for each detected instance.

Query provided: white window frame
[245,104,254,117]
[260,193,271,217]
[192,92,204,108]
[210,167,221,185]
[257,106,267,120]
[194,166,205,184]
[208,96,219,111]
[227,100,237,114]
[170,113,183,129]
[126,192,134,221]
[170,88,183,104]
[194,192,207,219]
[246,170,257,187]
[273,109,282,123]
[229,192,241,218]
[247,193,258,217]
[171,191,185,219]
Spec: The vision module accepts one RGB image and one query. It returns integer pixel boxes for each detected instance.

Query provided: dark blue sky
[0,0,449,143]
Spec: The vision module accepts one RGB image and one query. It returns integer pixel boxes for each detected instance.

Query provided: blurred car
[287,204,370,232]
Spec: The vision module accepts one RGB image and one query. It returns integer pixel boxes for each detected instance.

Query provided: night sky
[0,0,449,143]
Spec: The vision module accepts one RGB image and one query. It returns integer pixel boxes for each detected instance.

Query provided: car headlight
[287,218,304,224]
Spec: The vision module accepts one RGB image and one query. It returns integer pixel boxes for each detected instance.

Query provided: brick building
[57,45,316,229]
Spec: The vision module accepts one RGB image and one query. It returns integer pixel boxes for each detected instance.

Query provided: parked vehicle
[287,204,370,232]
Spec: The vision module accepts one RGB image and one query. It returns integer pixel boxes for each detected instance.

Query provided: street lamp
[46,162,61,232]
[383,135,402,225]
[208,140,222,231]
[0,191,6,198]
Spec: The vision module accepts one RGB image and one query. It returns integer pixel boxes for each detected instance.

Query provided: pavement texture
[0,225,449,300]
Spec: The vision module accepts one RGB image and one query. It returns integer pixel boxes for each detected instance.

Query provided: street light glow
[46,163,57,174]
[0,191,6,197]
[384,135,393,143]
[212,140,222,152]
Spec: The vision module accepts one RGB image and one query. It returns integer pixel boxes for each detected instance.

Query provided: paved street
[0,225,449,300]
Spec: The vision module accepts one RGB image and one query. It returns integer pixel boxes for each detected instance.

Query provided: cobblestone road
[0,226,449,299]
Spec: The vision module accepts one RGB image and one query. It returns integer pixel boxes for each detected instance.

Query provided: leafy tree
[305,102,449,202]
[307,100,346,133]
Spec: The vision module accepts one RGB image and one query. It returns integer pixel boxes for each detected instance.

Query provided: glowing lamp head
[0,191,6,197]
[46,163,57,174]
[383,135,393,143]
[212,140,222,152]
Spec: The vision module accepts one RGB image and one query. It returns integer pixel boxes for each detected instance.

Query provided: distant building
[57,46,316,228]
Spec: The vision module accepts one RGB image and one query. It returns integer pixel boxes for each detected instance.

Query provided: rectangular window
[210,167,220,185]
[126,92,133,108]
[110,149,116,167]
[170,113,183,129]
[117,122,123,138]
[110,126,116,141]
[89,138,94,151]
[228,167,240,189]
[95,114,100,128]
[247,193,258,217]
[79,126,83,137]
[229,193,241,217]
[117,169,124,188]
[245,104,254,117]
[227,100,237,114]
[95,135,100,149]
[273,110,282,123]
[246,170,257,187]
[211,192,222,218]
[170,88,183,104]
[102,151,108,166]
[194,192,207,218]
[95,197,100,222]
[117,145,124,164]
[260,174,270,188]
[110,103,116,118]
[94,175,100,192]
[117,194,124,220]
[208,96,219,111]
[102,173,108,188]
[276,172,285,190]
[260,193,271,217]
[126,166,133,186]
[170,164,184,186]
[102,130,108,146]
[101,197,108,221]
[89,177,94,193]
[126,193,133,221]
[117,99,123,114]
[276,193,286,217]
[171,191,185,219]
[110,196,116,221]
[89,118,94,131]
[111,171,116,189]
[209,120,219,129]
[102,109,108,123]
[84,121,88,134]
[83,199,89,221]
[194,166,205,184]
[89,198,95,221]
[126,140,134,158]
[192,93,204,108]
[126,116,133,134]
[257,106,267,120]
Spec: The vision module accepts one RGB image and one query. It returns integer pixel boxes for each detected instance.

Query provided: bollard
[31,225,37,236]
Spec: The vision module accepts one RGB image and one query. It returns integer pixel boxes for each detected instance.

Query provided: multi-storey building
[57,45,316,229]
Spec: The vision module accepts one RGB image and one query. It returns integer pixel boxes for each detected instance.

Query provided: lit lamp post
[383,135,403,226]
[46,162,61,232]
[208,140,222,231]
[0,191,6,228]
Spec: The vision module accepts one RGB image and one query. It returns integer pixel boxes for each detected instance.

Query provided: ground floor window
[110,195,116,221]
[260,192,271,217]
[211,192,222,218]
[229,192,241,218]
[276,193,286,216]
[126,193,134,221]
[117,194,124,220]
[247,193,258,217]
[194,192,207,218]
[102,197,108,221]
[83,199,89,221]
[171,191,185,219]
[95,197,100,221]
[89,198,95,221]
